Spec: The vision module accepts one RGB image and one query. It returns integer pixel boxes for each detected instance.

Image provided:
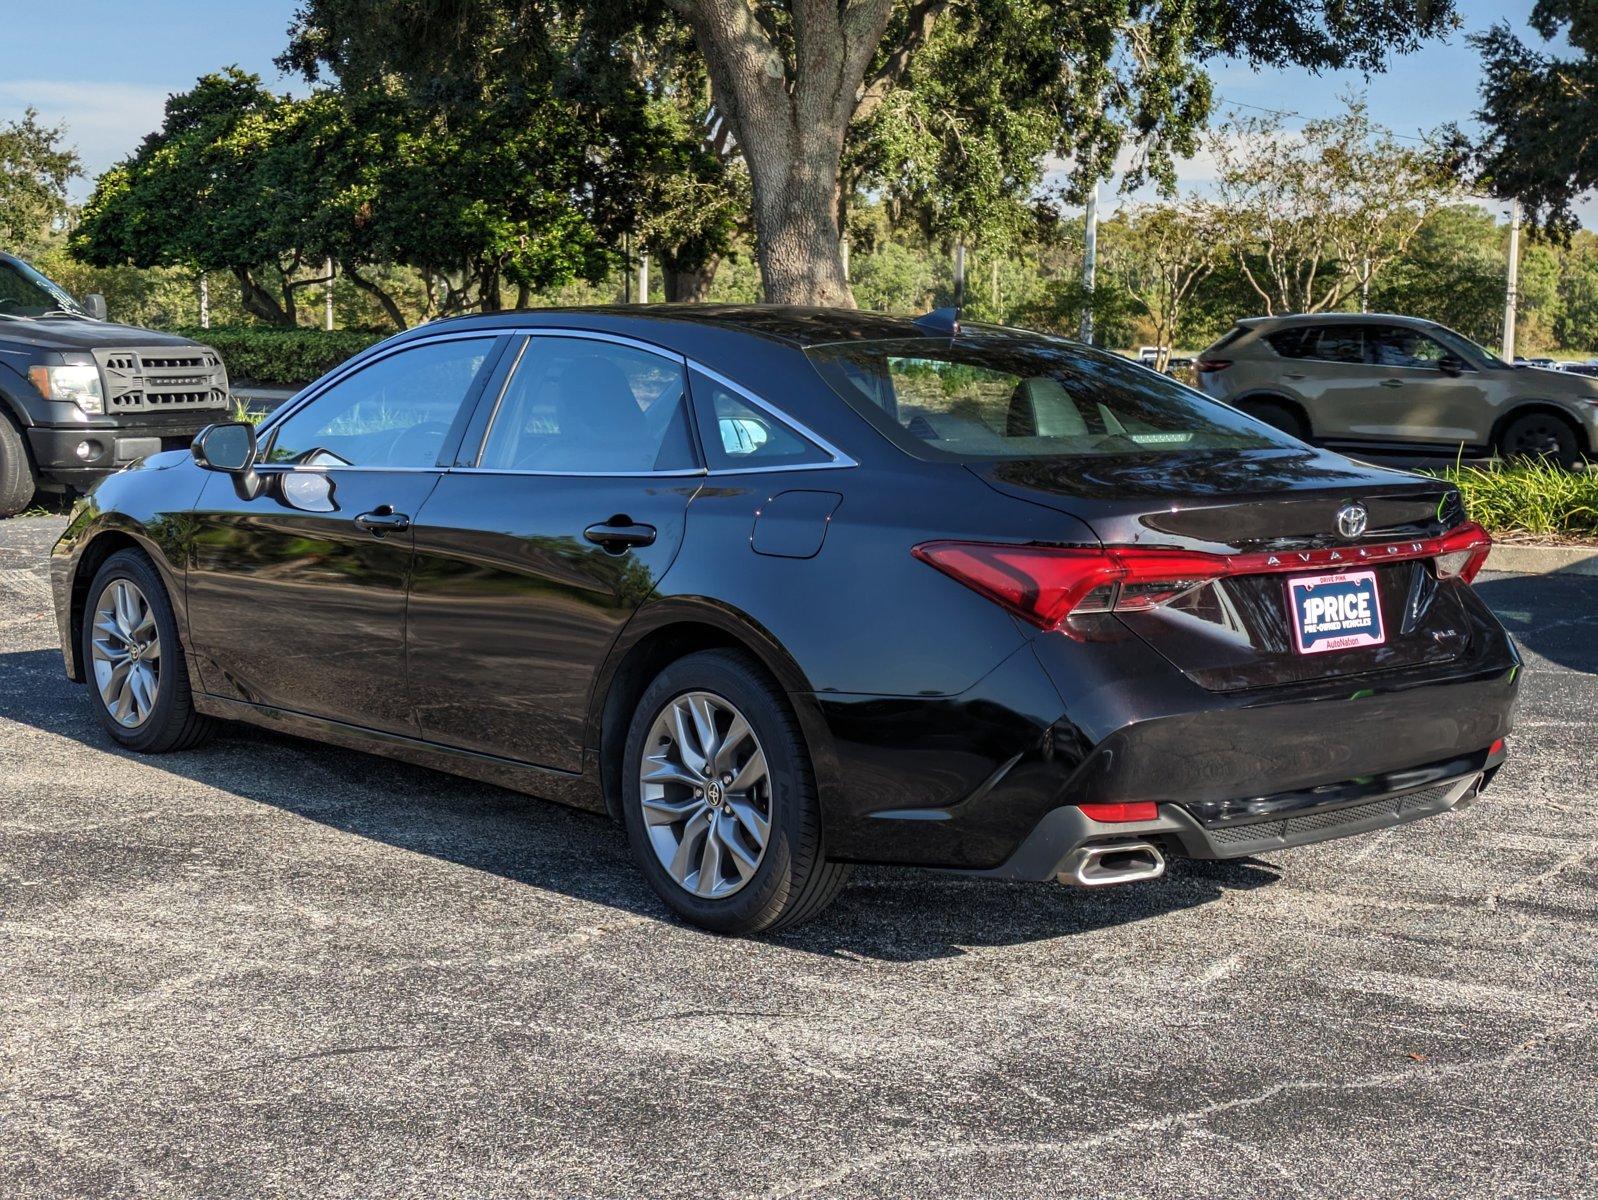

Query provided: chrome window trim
[257,322,859,479]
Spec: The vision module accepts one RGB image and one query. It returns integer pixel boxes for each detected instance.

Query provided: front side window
[1366,326,1451,369]
[808,336,1293,461]
[267,337,496,468]
[478,337,696,473]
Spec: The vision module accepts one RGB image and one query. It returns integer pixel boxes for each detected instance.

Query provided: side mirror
[192,422,260,499]
[1438,354,1466,377]
[83,293,108,321]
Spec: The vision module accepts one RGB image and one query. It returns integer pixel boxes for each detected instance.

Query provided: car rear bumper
[964,749,1500,882]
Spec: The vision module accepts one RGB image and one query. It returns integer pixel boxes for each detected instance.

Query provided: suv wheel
[0,414,37,517]
[1240,399,1310,441]
[621,650,850,935]
[81,550,215,753]
[1500,412,1583,470]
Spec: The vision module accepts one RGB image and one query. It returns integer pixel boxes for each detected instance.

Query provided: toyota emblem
[1336,503,1369,540]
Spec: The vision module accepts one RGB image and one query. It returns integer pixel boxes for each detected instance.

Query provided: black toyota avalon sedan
[51,306,1517,934]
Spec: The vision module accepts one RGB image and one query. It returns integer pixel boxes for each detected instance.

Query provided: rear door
[185,334,504,732]
[405,332,701,771]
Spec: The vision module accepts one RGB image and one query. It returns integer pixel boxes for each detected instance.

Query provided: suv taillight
[913,522,1493,630]
[1193,358,1231,373]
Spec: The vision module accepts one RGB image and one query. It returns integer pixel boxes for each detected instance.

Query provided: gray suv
[1194,313,1598,467]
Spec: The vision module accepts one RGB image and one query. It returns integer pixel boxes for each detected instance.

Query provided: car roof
[403,304,949,349]
[1239,312,1448,332]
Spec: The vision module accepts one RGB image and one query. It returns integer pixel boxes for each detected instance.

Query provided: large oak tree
[283,0,1462,306]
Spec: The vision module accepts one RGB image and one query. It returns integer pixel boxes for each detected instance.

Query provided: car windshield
[807,334,1294,461]
[0,257,85,318]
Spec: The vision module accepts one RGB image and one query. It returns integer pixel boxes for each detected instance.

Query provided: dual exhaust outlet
[1057,840,1167,888]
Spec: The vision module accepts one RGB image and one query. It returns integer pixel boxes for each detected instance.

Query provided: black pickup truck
[0,251,229,516]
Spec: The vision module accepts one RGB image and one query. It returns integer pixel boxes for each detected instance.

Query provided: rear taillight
[914,521,1494,631]
[1432,522,1493,583]
[911,542,1224,629]
[1194,358,1231,373]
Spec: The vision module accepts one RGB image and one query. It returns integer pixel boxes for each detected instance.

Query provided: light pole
[1502,198,1522,362]
[1080,181,1099,344]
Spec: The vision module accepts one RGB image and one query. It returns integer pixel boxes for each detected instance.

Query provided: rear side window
[807,336,1293,461]
[688,369,834,470]
[1267,325,1363,364]
[479,337,697,473]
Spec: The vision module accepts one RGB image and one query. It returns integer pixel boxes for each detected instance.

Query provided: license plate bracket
[1287,569,1385,655]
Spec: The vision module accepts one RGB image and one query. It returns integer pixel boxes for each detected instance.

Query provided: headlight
[28,364,104,414]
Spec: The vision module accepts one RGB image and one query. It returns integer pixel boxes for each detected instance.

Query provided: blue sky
[0,0,1570,222]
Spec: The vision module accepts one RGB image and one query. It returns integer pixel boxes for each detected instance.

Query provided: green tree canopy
[0,109,81,253]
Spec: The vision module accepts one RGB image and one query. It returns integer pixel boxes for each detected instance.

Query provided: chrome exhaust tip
[1058,840,1166,888]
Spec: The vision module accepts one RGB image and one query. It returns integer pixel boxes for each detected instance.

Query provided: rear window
[806,335,1293,461]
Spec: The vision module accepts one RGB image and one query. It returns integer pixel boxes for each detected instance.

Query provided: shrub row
[1434,462,1598,542]
[172,326,390,387]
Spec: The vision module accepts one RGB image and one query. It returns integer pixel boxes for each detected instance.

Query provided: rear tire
[1499,412,1583,470]
[0,413,36,517]
[1240,399,1310,441]
[81,549,215,753]
[621,649,850,935]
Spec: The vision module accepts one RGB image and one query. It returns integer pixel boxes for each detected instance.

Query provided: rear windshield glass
[807,335,1292,461]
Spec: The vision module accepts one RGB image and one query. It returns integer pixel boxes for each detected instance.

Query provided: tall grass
[1432,462,1598,541]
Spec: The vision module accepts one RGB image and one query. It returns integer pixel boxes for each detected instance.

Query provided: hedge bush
[171,326,390,386]
[1433,462,1598,542]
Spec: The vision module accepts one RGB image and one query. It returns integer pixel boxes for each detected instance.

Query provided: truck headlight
[28,365,105,414]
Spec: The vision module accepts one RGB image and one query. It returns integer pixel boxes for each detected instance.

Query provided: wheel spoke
[711,713,751,775]
[641,756,703,791]
[725,797,770,850]
[668,809,711,884]
[727,747,767,795]
[129,665,155,721]
[686,695,719,765]
[717,820,761,880]
[670,700,707,776]
[641,792,706,826]
[695,819,725,896]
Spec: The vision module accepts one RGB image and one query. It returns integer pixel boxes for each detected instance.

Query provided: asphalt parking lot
[2,512,1595,1199]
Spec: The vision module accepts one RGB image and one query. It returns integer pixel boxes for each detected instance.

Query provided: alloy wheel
[638,690,771,899]
[90,578,161,728]
[1506,419,1566,459]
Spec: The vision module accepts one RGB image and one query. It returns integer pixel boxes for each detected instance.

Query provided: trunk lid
[968,448,1475,691]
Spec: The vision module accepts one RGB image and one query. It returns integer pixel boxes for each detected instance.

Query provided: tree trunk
[678,0,907,307]
[232,267,292,326]
[664,257,720,302]
[344,264,409,331]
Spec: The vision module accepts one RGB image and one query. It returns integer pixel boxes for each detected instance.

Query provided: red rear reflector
[1489,738,1504,756]
[1194,358,1231,373]
[914,521,1494,631]
[1079,802,1159,823]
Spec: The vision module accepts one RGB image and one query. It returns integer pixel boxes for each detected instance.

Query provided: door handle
[583,520,657,551]
[355,506,411,536]
[1380,378,1405,389]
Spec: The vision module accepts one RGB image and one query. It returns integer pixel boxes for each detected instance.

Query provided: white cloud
[0,80,172,199]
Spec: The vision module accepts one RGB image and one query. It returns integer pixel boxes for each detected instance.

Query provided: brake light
[914,521,1495,630]
[1194,358,1231,373]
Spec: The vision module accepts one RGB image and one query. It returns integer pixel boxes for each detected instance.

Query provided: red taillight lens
[914,521,1496,631]
[1079,801,1159,823]
[911,542,1223,630]
[1194,358,1231,373]
[1433,521,1492,583]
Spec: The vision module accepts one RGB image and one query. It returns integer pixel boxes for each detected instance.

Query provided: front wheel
[81,549,215,753]
[621,650,850,935]
[0,414,36,517]
[1500,412,1583,470]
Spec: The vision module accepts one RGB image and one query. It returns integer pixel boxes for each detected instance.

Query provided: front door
[185,334,504,733]
[1343,324,1487,445]
[405,333,701,771]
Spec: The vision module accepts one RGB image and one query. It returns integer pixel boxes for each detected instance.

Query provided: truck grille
[93,346,228,414]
